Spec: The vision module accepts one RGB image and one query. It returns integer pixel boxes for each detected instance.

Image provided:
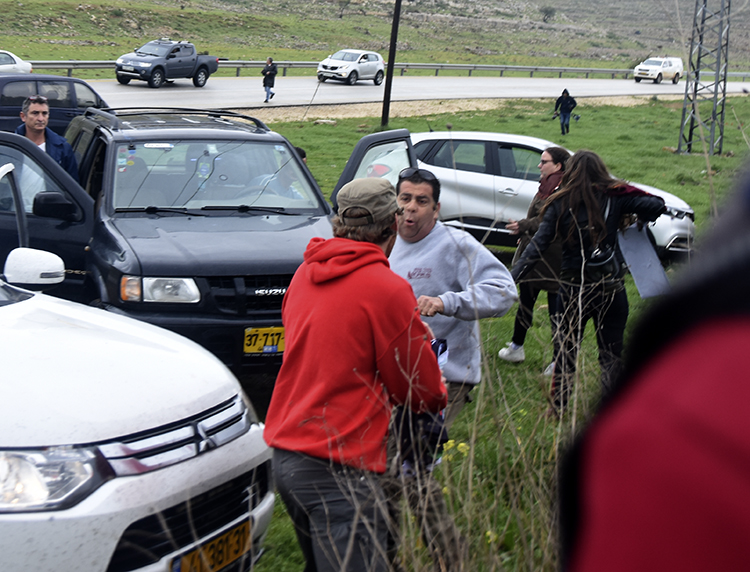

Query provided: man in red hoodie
[264,177,448,572]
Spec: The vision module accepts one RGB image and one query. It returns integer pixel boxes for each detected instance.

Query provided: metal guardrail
[29,59,750,81]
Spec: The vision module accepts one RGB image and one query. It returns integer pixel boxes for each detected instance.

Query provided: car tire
[373,70,384,86]
[148,68,165,89]
[654,73,662,84]
[634,77,641,83]
[346,71,358,85]
[192,67,209,87]
[672,73,680,84]
[317,73,327,82]
[116,74,131,85]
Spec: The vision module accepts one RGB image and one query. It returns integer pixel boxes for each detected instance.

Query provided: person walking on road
[262,57,277,103]
[554,89,577,136]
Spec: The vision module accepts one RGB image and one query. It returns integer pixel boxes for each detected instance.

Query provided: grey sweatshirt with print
[389,222,518,385]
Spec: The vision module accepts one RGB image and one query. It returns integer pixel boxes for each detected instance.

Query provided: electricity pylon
[678,0,731,155]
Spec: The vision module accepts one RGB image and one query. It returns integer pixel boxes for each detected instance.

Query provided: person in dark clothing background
[554,89,577,135]
[511,150,665,414]
[261,57,277,103]
[499,146,569,375]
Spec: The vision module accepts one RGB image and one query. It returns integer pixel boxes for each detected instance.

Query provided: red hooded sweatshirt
[264,237,447,473]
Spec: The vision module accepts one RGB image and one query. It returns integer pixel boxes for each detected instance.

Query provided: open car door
[331,128,416,209]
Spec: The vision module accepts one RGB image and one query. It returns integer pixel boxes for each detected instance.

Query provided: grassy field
[252,95,750,571]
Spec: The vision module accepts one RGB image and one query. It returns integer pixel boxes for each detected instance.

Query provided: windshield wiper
[201,205,295,215]
[115,206,207,216]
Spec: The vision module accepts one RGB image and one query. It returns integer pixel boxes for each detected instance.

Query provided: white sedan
[0,50,32,73]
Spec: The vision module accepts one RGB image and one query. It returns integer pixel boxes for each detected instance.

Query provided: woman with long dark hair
[511,150,666,413]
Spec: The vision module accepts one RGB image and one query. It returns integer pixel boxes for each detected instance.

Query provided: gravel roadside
[230,95,681,124]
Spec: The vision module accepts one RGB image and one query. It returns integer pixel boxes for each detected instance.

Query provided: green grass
[253,96,750,570]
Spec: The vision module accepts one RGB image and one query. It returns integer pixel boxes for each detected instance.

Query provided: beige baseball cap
[337,178,400,226]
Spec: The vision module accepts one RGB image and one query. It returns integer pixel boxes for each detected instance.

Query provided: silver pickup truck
[115,39,220,88]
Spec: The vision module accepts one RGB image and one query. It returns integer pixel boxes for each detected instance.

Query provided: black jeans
[551,282,628,410]
[273,449,392,572]
[512,282,560,351]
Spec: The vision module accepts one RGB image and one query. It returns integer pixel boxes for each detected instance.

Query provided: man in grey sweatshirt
[389,167,518,428]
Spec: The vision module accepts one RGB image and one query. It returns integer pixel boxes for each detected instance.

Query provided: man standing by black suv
[16,95,79,181]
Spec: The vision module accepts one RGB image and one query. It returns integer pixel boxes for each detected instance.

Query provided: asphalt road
[90,75,750,110]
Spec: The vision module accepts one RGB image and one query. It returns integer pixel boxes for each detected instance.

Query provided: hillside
[1,0,748,70]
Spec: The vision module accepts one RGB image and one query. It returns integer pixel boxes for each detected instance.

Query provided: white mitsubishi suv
[0,242,274,571]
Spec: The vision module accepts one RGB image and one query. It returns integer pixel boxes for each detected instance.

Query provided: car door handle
[499,187,519,195]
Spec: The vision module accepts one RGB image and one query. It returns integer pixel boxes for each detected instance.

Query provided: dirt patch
[230,95,684,123]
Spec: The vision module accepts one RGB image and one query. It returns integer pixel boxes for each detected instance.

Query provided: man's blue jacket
[15,124,79,183]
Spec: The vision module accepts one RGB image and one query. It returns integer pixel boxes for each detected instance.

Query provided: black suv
[0,108,332,376]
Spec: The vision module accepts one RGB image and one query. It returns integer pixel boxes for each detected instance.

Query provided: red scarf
[539,170,564,199]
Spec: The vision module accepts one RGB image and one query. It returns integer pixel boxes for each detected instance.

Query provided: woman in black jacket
[511,150,666,413]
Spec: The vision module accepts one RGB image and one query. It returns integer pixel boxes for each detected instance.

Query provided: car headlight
[120,276,201,303]
[116,57,124,64]
[138,62,152,68]
[0,447,111,513]
[665,206,695,221]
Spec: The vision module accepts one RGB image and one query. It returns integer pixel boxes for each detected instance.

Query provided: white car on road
[317,49,385,85]
[0,50,32,74]
[634,56,683,84]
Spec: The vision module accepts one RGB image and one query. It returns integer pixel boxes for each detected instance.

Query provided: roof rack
[83,107,270,132]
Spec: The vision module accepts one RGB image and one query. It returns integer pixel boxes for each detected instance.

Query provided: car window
[0,53,13,66]
[0,147,67,213]
[431,140,487,174]
[332,51,359,62]
[111,140,323,211]
[74,83,99,109]
[0,80,35,108]
[39,81,73,109]
[348,140,410,189]
[495,144,541,182]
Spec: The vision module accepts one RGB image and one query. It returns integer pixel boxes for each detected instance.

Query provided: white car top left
[0,50,32,73]
[0,248,273,572]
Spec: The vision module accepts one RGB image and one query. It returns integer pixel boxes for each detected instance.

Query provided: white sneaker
[543,362,555,376]
[498,343,525,363]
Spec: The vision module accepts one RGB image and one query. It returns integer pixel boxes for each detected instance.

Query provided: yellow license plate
[243,326,284,354]
[171,519,251,572]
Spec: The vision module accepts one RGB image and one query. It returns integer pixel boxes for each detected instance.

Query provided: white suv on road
[0,245,274,572]
[634,57,684,84]
[317,49,385,85]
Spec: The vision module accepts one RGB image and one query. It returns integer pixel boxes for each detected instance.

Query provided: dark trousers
[273,449,391,572]
[552,282,628,410]
[512,282,560,352]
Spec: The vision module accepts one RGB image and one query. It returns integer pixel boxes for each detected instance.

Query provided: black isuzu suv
[0,108,332,377]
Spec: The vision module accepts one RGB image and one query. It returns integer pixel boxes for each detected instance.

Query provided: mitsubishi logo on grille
[196,422,217,453]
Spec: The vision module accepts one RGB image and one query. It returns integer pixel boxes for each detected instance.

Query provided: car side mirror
[168,53,176,59]
[3,247,65,290]
[33,191,77,221]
